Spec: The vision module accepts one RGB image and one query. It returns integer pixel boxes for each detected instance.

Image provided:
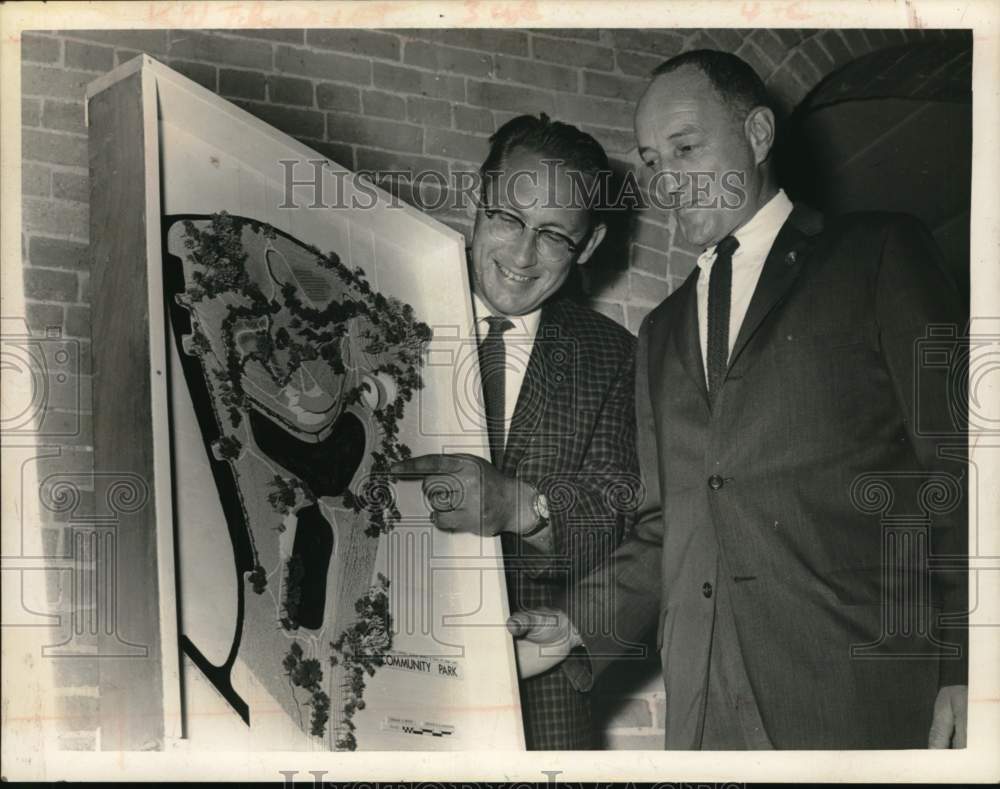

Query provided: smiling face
[470,146,606,316]
[635,65,774,249]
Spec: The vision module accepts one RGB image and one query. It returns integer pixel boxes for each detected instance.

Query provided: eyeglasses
[481,206,583,262]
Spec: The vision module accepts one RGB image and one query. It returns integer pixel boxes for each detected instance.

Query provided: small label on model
[382,716,455,737]
[381,651,463,680]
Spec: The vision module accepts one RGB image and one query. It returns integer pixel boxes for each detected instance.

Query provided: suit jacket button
[702,582,713,598]
[708,475,724,490]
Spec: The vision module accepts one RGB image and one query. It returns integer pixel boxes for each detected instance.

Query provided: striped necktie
[479,316,514,465]
[706,234,740,405]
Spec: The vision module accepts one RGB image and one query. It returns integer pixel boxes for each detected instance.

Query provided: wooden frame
[88,62,181,750]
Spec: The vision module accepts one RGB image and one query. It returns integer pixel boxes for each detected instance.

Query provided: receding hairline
[640,64,738,112]
[647,54,773,123]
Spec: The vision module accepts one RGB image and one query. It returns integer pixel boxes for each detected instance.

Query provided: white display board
[86,56,524,752]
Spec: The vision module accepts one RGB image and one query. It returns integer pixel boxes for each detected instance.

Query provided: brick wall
[19,25,955,751]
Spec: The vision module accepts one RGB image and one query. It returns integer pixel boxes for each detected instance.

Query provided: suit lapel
[726,204,824,375]
[668,273,710,412]
[501,302,564,474]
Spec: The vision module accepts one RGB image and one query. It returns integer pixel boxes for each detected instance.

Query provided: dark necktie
[706,234,740,405]
[478,316,514,465]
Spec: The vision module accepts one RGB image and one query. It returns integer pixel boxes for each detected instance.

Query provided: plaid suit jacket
[498,296,639,749]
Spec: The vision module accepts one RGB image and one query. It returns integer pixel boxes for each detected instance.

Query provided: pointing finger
[422,475,465,512]
[431,510,462,532]
[506,610,557,640]
[506,613,532,638]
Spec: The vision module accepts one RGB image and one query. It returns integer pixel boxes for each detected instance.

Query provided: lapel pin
[785,250,798,265]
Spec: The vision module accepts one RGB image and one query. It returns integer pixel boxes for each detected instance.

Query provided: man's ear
[744,106,776,166]
[576,221,607,266]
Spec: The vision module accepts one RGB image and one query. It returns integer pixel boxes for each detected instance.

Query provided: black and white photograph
[1,0,998,783]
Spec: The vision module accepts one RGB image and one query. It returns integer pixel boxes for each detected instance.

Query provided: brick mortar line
[22,264,88,277]
[52,66,112,75]
[21,229,90,244]
[832,30,857,57]
[22,196,91,212]
[396,32,521,58]
[23,123,89,137]
[284,43,403,67]
[858,30,876,51]
[23,292,92,304]
[19,91,87,101]
[630,241,672,256]
[17,160,90,176]
[768,31,809,74]
[22,157,90,173]
[812,33,838,65]
[322,112,425,133]
[35,407,95,417]
[22,446,94,458]
[21,296,91,312]
[630,268,671,282]
[627,299,667,310]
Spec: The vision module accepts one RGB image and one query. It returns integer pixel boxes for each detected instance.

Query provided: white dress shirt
[696,189,794,383]
[471,292,542,445]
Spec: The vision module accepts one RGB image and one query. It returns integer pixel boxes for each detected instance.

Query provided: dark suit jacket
[565,207,968,749]
[500,296,639,747]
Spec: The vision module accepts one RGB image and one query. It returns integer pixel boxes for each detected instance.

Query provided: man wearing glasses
[393,114,640,749]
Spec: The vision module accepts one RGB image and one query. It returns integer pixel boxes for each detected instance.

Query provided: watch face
[536,491,550,519]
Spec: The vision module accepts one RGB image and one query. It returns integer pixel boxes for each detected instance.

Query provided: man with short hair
[393,114,639,749]
[510,51,968,750]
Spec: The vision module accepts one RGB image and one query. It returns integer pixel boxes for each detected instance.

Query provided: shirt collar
[697,189,794,271]
[471,292,543,342]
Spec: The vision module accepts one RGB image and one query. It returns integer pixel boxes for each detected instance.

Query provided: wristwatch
[522,489,550,537]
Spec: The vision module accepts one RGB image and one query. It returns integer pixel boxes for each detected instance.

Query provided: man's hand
[506,607,580,679]
[928,685,968,748]
[391,453,537,537]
